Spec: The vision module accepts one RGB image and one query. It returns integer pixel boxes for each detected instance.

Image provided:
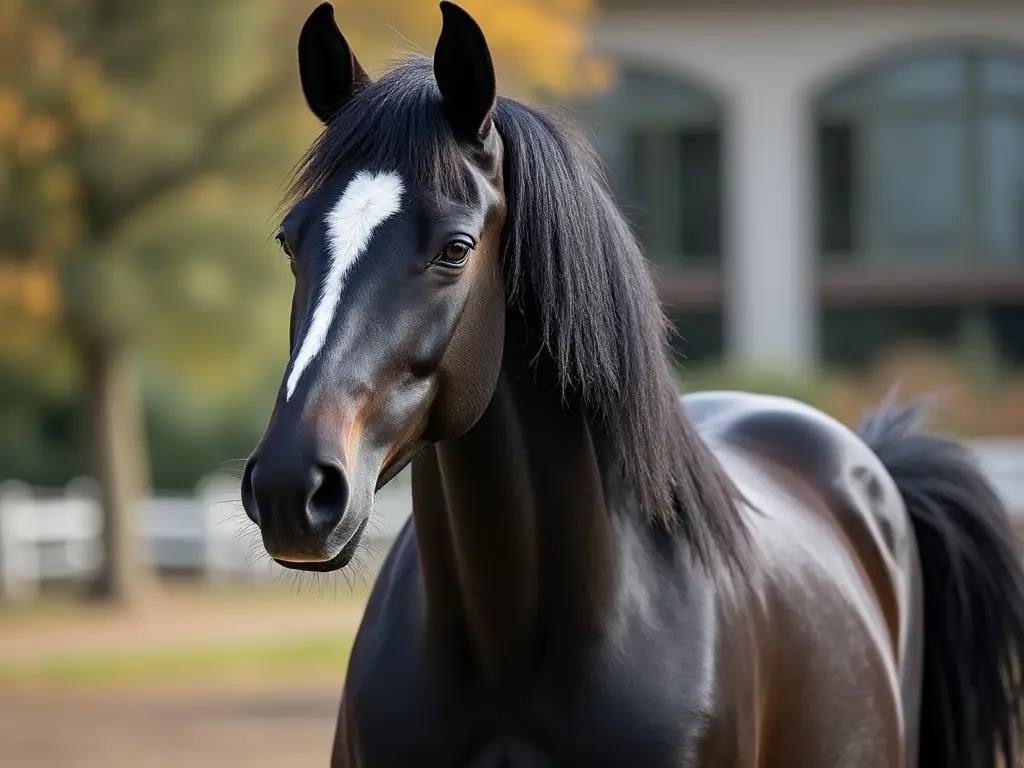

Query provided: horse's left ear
[434,2,496,142]
[298,3,371,125]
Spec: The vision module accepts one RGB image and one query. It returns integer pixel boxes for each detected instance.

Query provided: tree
[0,0,596,604]
[1,0,310,603]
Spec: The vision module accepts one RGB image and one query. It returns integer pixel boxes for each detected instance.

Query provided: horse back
[685,390,922,766]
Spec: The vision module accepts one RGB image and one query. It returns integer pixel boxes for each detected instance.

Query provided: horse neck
[410,357,617,689]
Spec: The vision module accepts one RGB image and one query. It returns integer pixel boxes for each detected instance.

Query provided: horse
[239,3,1024,766]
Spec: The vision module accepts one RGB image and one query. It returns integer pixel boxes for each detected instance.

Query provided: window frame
[579,63,726,269]
[816,48,1024,269]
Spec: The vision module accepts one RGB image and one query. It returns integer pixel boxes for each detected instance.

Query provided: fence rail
[1,440,1022,602]
[0,472,413,602]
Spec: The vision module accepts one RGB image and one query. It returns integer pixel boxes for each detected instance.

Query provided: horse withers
[240,3,1024,766]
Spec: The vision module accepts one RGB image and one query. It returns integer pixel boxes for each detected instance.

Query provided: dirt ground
[0,583,367,665]
[0,681,340,767]
[0,585,368,766]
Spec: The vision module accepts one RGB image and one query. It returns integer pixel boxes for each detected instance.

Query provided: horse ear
[434,2,496,142]
[298,3,371,125]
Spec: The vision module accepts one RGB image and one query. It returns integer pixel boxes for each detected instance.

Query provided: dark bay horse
[240,3,1024,765]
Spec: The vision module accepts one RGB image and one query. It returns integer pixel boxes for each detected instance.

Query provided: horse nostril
[308,460,349,530]
[240,459,260,526]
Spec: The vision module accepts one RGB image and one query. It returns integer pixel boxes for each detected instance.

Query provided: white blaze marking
[285,170,404,400]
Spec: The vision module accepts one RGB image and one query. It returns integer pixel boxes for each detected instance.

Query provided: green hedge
[677,362,831,411]
[0,361,267,491]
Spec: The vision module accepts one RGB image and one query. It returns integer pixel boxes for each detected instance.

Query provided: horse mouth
[272,515,369,572]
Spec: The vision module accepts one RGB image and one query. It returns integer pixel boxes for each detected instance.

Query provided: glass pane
[628,129,685,261]
[981,112,1024,263]
[586,66,719,130]
[864,112,967,263]
[581,63,724,268]
[609,67,719,126]
[818,77,868,117]
[819,52,968,118]
[873,52,966,99]
[982,53,1024,97]
[621,128,723,265]
[678,129,722,261]
[590,122,628,193]
[990,305,1024,366]
[818,122,856,254]
[668,312,723,365]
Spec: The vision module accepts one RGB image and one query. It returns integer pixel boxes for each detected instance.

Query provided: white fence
[0,471,413,602]
[1,440,1022,602]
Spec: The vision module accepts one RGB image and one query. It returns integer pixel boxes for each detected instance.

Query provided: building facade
[582,1,1024,372]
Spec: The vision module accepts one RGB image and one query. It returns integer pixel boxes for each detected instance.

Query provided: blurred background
[0,0,1022,765]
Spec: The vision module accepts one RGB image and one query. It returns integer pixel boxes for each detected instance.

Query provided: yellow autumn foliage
[0,262,60,319]
[0,89,22,143]
[0,0,602,381]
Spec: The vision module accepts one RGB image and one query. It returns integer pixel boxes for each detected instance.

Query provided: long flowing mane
[286,59,747,569]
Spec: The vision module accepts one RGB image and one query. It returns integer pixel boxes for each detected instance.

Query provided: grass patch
[0,580,372,626]
[0,634,354,689]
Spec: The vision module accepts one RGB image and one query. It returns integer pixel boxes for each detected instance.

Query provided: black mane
[286,58,747,569]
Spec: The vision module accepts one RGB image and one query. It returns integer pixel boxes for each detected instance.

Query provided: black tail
[860,398,1024,768]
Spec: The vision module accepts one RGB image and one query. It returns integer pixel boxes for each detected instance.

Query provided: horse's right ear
[434,2,496,142]
[298,3,371,125]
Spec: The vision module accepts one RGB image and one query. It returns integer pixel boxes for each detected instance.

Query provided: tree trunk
[79,334,154,604]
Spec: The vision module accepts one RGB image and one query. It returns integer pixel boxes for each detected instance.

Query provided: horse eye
[433,238,473,269]
[275,227,293,260]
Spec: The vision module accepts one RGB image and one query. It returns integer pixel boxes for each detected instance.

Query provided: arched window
[582,65,724,269]
[818,48,1024,267]
[816,46,1024,370]
[578,65,726,365]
